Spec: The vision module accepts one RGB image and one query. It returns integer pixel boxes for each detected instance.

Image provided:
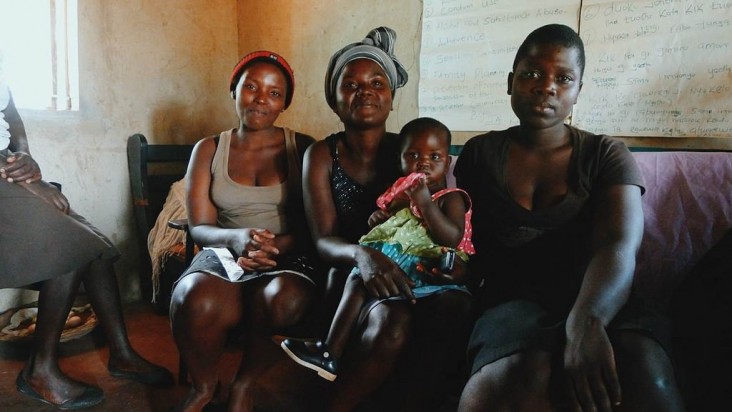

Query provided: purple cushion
[633,152,732,306]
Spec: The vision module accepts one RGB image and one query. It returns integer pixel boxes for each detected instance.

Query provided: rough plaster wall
[1,0,239,311]
[236,0,424,141]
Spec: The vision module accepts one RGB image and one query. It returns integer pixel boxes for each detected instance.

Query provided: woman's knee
[481,351,552,398]
[460,351,553,410]
[613,331,680,396]
[262,274,314,328]
[508,350,553,395]
[362,304,412,356]
[171,273,242,329]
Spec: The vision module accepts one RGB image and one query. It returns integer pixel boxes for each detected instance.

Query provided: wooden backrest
[126,133,193,301]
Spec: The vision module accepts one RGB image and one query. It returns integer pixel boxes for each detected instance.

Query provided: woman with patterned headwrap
[169,51,320,412]
[299,27,474,411]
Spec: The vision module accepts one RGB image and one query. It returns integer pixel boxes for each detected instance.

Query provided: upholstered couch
[631,151,732,409]
[630,151,732,306]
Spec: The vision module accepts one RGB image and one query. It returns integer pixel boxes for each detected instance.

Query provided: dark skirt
[467,294,672,376]
[0,179,119,288]
[177,247,322,287]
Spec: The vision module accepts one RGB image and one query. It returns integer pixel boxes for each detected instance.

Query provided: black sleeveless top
[326,132,400,243]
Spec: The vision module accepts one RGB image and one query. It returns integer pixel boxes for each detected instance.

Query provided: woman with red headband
[169,51,319,412]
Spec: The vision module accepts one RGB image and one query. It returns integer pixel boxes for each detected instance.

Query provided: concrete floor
[0,302,189,412]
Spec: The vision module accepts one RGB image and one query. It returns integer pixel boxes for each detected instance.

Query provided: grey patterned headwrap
[324,26,408,110]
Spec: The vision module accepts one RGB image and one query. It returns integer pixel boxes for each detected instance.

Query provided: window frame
[0,0,79,111]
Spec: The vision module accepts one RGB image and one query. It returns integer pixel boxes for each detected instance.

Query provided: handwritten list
[573,0,732,137]
[420,0,732,137]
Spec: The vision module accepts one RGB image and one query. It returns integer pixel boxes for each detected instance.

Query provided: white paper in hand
[206,247,245,282]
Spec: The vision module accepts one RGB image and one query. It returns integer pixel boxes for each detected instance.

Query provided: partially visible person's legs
[18,269,105,408]
[612,331,685,411]
[390,290,474,412]
[83,258,172,384]
[458,332,685,412]
[170,272,244,412]
[228,273,315,412]
[328,300,412,412]
[458,349,554,412]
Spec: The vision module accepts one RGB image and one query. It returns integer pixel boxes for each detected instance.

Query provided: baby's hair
[399,117,452,150]
[512,24,586,78]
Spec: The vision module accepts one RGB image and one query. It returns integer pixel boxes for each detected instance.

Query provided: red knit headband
[229,50,295,109]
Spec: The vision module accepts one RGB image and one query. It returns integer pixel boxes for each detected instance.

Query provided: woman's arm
[564,183,644,410]
[0,90,64,211]
[302,140,359,264]
[569,184,643,328]
[303,141,415,300]
[15,179,70,213]
[1,90,41,183]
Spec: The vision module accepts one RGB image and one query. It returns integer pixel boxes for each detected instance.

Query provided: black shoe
[16,373,104,410]
[281,338,338,381]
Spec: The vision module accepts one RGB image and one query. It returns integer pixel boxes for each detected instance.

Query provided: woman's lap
[355,277,472,326]
[172,267,315,309]
[171,263,320,338]
[0,179,117,287]
[467,295,672,376]
[176,248,322,288]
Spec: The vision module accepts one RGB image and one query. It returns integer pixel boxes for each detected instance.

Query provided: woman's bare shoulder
[188,135,220,169]
[305,138,331,160]
[193,135,218,151]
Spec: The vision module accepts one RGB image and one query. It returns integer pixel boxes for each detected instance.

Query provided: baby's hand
[368,209,392,227]
[420,250,468,286]
[404,176,431,210]
[420,265,455,285]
